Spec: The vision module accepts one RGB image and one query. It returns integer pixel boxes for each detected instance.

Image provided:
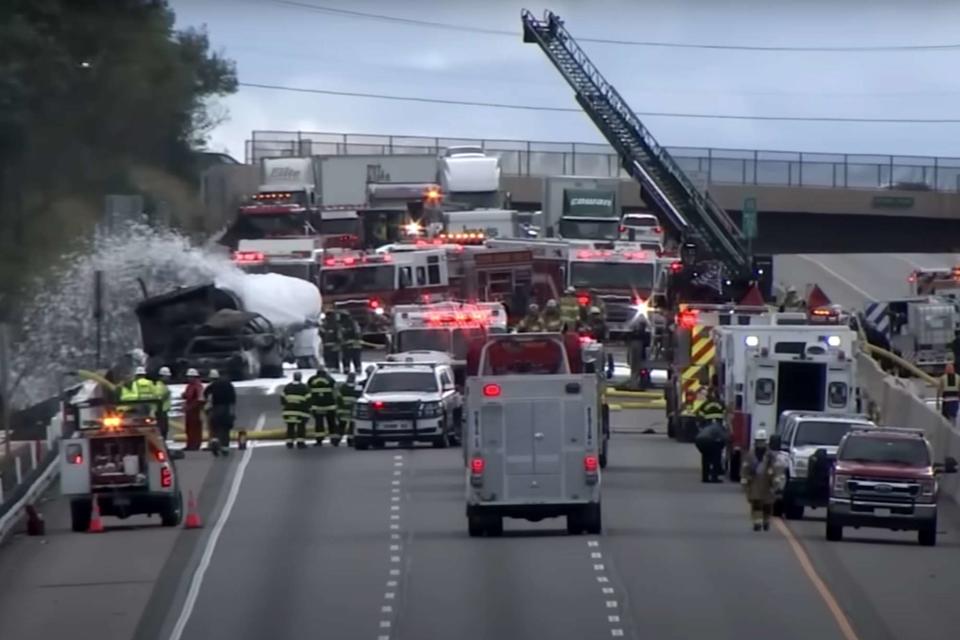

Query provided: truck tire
[566,512,583,535]
[161,492,183,527]
[918,522,937,547]
[468,514,485,537]
[353,437,370,451]
[783,499,805,521]
[667,415,677,439]
[728,450,742,482]
[70,499,92,533]
[583,503,602,535]
[486,515,504,537]
[599,438,609,469]
[432,418,450,448]
[825,517,843,542]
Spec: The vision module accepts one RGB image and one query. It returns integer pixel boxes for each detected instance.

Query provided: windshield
[396,328,485,359]
[320,218,360,235]
[320,265,394,294]
[366,371,438,393]
[839,437,931,466]
[622,215,658,228]
[559,219,619,240]
[794,421,859,447]
[570,262,655,289]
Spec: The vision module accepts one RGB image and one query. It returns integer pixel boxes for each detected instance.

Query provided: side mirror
[940,456,959,474]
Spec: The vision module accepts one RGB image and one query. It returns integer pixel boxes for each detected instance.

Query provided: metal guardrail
[247,130,960,193]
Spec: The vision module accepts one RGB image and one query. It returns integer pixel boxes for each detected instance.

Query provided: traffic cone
[184,490,202,529]
[88,495,104,534]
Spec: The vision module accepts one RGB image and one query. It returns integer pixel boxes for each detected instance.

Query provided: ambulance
[391,301,508,386]
[713,319,858,479]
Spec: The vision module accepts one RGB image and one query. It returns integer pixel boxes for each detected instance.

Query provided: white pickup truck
[464,332,603,537]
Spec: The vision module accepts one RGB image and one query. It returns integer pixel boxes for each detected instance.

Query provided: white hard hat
[186,368,200,377]
[158,366,172,376]
[134,366,147,376]
[589,306,602,314]
[754,429,769,441]
[208,369,220,379]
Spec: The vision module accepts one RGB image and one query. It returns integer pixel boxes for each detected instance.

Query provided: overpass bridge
[234,130,960,253]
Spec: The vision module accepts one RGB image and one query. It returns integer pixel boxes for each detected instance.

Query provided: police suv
[353,358,463,449]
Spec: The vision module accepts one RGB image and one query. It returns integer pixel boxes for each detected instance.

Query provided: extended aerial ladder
[521,9,765,301]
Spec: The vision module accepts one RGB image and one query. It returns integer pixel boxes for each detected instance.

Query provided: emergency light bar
[233,251,265,264]
[438,231,486,245]
[323,253,393,267]
[575,249,649,260]
[253,192,295,201]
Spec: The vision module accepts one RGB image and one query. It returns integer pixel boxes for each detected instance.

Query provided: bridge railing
[246,131,960,193]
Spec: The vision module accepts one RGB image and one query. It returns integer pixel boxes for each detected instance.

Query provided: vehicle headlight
[832,473,851,497]
[920,478,937,500]
[354,403,372,419]
[418,401,443,418]
[794,457,808,478]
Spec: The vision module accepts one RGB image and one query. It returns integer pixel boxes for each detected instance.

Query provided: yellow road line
[773,519,860,640]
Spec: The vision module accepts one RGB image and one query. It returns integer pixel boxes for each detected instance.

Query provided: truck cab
[464,333,603,537]
[60,398,183,532]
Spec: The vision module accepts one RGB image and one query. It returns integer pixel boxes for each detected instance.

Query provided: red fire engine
[228,191,361,250]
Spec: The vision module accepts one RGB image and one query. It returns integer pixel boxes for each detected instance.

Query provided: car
[352,359,462,450]
[826,426,958,546]
[775,411,876,519]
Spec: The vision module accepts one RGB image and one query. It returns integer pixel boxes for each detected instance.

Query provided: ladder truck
[520,10,772,311]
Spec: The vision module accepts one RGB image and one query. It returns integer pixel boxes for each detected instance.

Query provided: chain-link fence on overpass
[246,130,960,193]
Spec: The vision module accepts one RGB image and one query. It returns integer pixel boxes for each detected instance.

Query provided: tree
[0,0,237,307]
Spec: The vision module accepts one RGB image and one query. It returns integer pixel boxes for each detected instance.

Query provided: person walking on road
[204,369,236,457]
[308,364,338,446]
[740,429,784,531]
[322,311,342,372]
[335,372,361,447]
[938,363,959,424]
[339,314,363,374]
[181,368,205,451]
[154,366,173,441]
[281,372,312,449]
[695,390,728,483]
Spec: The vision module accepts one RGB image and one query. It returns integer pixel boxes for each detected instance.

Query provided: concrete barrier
[856,352,960,502]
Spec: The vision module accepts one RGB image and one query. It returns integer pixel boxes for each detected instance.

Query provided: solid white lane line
[795,254,874,300]
[167,433,257,640]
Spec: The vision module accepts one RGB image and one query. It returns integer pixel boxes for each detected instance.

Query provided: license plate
[112,496,131,507]
[378,423,401,431]
[874,508,891,516]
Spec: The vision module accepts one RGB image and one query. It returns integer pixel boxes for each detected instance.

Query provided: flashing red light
[584,454,599,473]
[160,466,172,488]
[577,250,591,259]
[619,225,626,233]
[343,256,356,266]
[579,335,595,345]
[324,258,336,266]
[369,299,381,309]
[470,457,485,475]
[677,309,699,330]
[577,295,590,306]
[155,449,167,462]
[70,453,83,464]
[482,383,502,398]
[372,400,384,410]
[423,293,431,303]
[653,226,663,234]
[233,250,264,264]
[670,261,683,273]
[908,273,917,283]
[383,253,393,262]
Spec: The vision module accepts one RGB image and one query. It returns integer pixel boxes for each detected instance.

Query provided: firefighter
[694,389,727,483]
[308,364,338,446]
[155,366,173,440]
[559,286,581,331]
[542,299,564,332]
[514,303,544,333]
[586,306,608,342]
[335,371,361,446]
[938,362,959,424]
[281,371,311,449]
[339,313,363,374]
[740,429,785,531]
[204,370,236,456]
[119,366,159,417]
[322,311,342,372]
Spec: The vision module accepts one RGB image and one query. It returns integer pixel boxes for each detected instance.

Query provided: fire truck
[225,191,361,251]
[391,301,508,385]
[486,238,668,335]
[910,266,960,298]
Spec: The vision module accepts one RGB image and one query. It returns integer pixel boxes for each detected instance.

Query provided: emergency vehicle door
[749,359,778,437]
[60,438,91,495]
[825,363,853,413]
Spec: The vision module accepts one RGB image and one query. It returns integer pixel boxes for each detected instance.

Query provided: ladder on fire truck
[521,9,750,280]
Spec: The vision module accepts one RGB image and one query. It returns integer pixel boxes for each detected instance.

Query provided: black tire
[772,500,784,518]
[486,516,504,537]
[70,499,92,533]
[783,499,805,521]
[825,517,843,542]
[353,438,370,450]
[728,450,741,482]
[433,420,450,449]
[372,439,385,449]
[468,515,485,537]
[583,503,602,535]
[599,439,609,469]
[666,415,677,439]
[566,512,583,535]
[161,492,183,527]
[918,522,937,547]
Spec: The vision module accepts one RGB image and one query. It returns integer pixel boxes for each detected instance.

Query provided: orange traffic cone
[184,490,202,529]
[88,495,104,534]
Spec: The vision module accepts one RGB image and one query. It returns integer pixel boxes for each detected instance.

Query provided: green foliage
[0,0,237,310]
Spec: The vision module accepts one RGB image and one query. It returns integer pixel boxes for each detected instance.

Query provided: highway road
[3,404,960,640]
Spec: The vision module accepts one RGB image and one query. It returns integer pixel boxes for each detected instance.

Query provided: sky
[169,0,960,162]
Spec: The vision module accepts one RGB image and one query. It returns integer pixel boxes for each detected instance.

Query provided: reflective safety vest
[543,312,564,332]
[515,316,544,333]
[340,319,362,349]
[155,380,172,412]
[120,378,158,402]
[337,382,360,418]
[281,382,312,422]
[698,400,725,420]
[559,296,580,324]
[942,374,959,399]
[322,323,341,352]
[308,373,337,411]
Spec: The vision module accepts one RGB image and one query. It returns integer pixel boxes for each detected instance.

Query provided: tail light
[369,298,380,309]
[670,261,683,273]
[584,454,599,484]
[160,466,172,488]
[653,226,662,234]
[470,457,485,487]
[66,443,83,464]
[372,400,384,410]
[155,449,167,463]
[482,383,501,397]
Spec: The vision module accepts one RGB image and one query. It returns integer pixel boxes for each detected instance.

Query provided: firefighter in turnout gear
[308,364,338,446]
[741,429,785,531]
[281,372,312,449]
[559,286,581,331]
[694,389,728,483]
[335,372,361,447]
[542,299,564,332]
[586,307,608,342]
[339,314,363,374]
[321,311,342,372]
[514,303,544,333]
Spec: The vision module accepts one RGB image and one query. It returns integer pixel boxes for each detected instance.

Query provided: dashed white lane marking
[588,539,628,640]
[380,453,404,639]
[167,412,264,640]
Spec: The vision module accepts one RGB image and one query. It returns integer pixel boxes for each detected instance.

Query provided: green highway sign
[742,197,758,239]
